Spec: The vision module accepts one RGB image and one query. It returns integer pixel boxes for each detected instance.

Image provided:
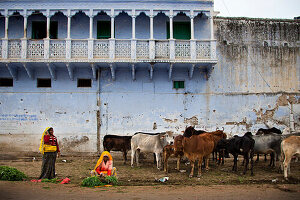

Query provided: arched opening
[50,11,67,39]
[94,11,111,39]
[172,12,191,40]
[8,12,23,39]
[194,12,209,40]
[71,11,89,39]
[0,13,4,38]
[115,11,131,39]
[136,12,150,39]
[28,11,46,39]
[153,12,168,39]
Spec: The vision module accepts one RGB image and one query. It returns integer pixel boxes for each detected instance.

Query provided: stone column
[131,13,136,60]
[2,10,9,59]
[190,13,196,60]
[21,11,28,59]
[66,9,72,59]
[149,13,155,59]
[109,10,115,59]
[169,12,175,60]
[209,15,216,59]
[44,10,50,59]
[88,10,94,59]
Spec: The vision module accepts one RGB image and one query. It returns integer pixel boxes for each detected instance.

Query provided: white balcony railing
[50,40,66,59]
[1,38,217,62]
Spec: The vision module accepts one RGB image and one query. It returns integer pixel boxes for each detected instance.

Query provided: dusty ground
[0,152,300,199]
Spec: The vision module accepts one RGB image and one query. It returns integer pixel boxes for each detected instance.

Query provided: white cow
[281,135,300,180]
[131,131,173,169]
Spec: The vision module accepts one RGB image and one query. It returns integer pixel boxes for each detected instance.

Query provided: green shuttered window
[173,81,185,89]
[97,21,111,39]
[167,22,191,40]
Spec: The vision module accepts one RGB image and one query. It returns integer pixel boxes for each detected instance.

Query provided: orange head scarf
[93,151,113,171]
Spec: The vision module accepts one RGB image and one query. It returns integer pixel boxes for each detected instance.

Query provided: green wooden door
[97,21,111,39]
[167,22,191,40]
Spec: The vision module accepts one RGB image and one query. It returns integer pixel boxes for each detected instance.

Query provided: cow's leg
[250,150,254,176]
[283,153,292,180]
[153,153,156,164]
[136,149,140,167]
[131,149,135,167]
[222,149,225,165]
[243,153,249,175]
[255,154,259,162]
[176,156,181,171]
[205,156,210,171]
[155,152,160,170]
[233,155,238,172]
[164,152,168,172]
[198,157,203,177]
[189,160,195,178]
[264,154,267,162]
[122,150,127,165]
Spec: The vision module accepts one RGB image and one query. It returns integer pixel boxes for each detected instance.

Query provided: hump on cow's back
[244,132,253,137]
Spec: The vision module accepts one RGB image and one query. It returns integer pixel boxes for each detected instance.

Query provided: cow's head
[160,131,174,145]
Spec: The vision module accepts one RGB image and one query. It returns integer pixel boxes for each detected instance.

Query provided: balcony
[1,38,217,63]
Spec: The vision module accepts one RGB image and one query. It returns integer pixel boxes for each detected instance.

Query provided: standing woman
[39,127,60,179]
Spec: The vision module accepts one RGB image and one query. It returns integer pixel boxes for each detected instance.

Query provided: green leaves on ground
[81,176,118,187]
[0,166,27,181]
[41,178,58,183]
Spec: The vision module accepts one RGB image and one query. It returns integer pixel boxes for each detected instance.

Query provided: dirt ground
[0,152,300,199]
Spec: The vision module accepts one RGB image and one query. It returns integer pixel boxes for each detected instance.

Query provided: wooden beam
[189,64,195,79]
[91,63,97,81]
[66,63,74,81]
[6,64,18,80]
[168,63,173,81]
[23,63,34,80]
[109,63,115,81]
[131,63,135,81]
[47,63,56,81]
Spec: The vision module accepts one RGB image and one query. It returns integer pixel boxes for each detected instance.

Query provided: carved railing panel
[196,41,211,59]
[94,40,109,58]
[27,40,44,59]
[8,39,21,58]
[155,40,169,59]
[136,40,149,59]
[50,40,66,58]
[115,40,131,59]
[0,40,2,58]
[71,40,88,58]
[175,40,190,59]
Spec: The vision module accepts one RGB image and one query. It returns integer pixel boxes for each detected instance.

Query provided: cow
[131,131,173,169]
[103,135,132,164]
[182,129,227,177]
[253,133,282,167]
[281,135,300,180]
[255,127,282,162]
[163,135,184,173]
[216,132,255,175]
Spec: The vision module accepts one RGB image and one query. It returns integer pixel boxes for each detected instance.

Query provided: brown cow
[182,130,226,177]
[281,135,300,180]
[163,135,184,173]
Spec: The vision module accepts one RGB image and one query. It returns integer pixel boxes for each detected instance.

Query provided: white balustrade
[50,40,66,59]
[175,40,191,59]
[136,40,149,59]
[71,40,88,58]
[115,40,131,59]
[27,40,44,59]
[0,39,216,61]
[196,41,211,59]
[94,40,109,59]
[8,39,22,58]
[155,40,169,59]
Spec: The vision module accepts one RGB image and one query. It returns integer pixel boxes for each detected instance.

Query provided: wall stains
[61,136,89,151]
[184,116,199,126]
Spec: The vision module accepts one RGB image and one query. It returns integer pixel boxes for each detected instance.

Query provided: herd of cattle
[103,127,300,180]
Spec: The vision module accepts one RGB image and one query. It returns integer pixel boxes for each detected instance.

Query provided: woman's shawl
[93,151,113,171]
[39,127,52,154]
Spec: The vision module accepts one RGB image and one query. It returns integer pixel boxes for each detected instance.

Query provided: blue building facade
[0,0,299,153]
